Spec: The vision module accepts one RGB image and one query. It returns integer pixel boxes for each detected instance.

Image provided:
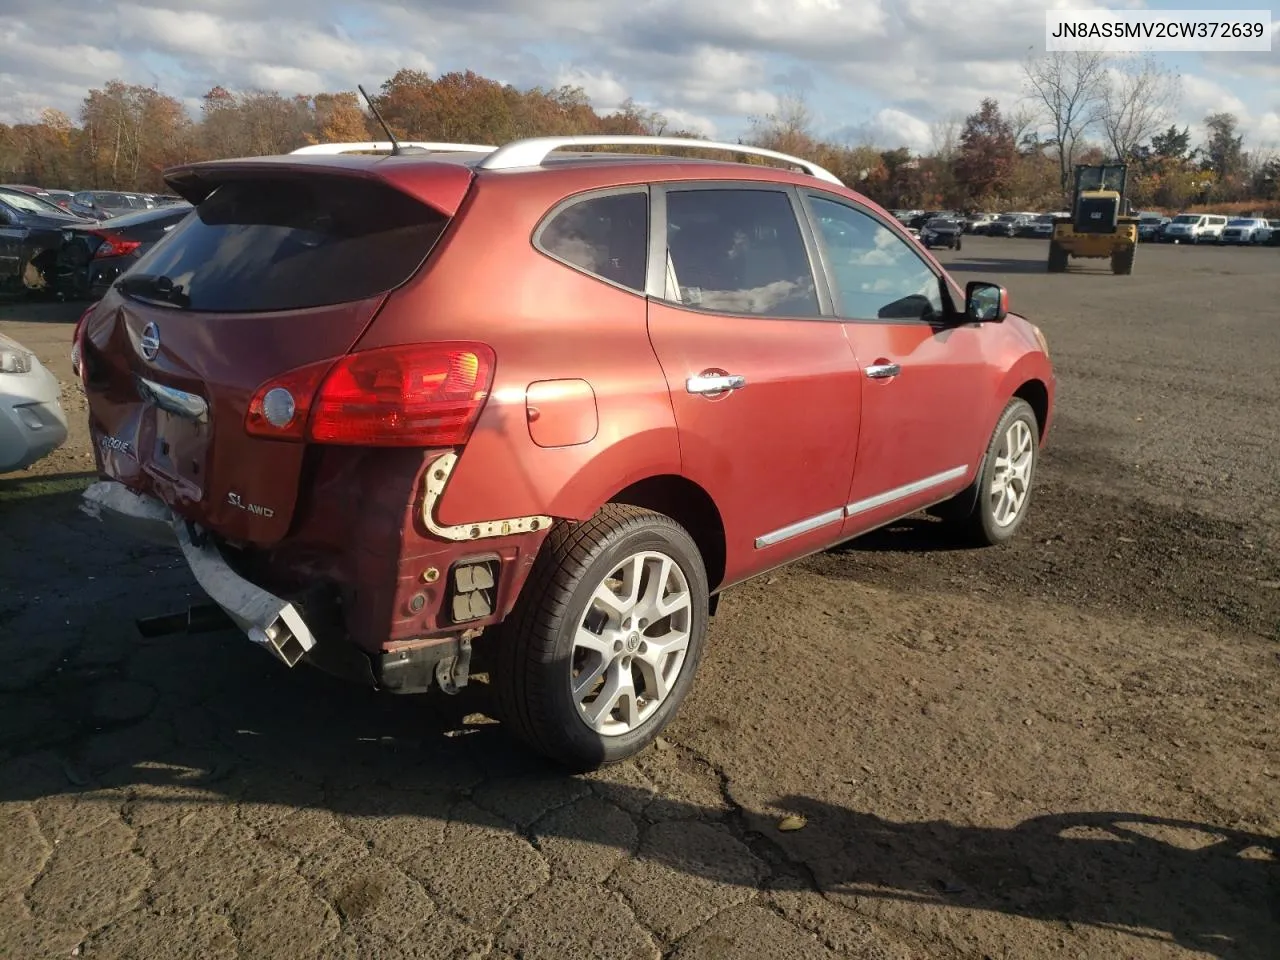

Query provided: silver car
[0,332,68,472]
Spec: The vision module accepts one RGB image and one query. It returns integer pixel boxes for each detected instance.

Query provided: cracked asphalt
[1,236,1278,959]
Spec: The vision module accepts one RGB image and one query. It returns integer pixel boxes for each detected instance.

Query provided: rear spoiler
[161,156,476,217]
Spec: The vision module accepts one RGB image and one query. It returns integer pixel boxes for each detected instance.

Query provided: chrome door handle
[686,373,746,395]
[864,363,900,379]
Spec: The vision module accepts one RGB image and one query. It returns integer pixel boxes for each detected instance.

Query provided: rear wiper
[115,273,190,308]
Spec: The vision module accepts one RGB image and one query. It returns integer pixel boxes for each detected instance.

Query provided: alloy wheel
[570,550,692,736]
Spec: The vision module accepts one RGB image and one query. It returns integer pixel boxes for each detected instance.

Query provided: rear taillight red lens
[245,343,496,447]
[70,303,97,381]
[91,234,142,258]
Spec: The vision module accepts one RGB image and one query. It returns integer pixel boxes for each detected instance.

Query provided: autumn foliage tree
[953,98,1018,206]
[1,68,1275,216]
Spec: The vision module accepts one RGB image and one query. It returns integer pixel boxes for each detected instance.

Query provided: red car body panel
[79,150,1055,661]
[354,171,683,529]
[645,298,862,584]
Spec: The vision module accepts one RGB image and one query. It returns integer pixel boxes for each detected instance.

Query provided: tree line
[1,56,1275,215]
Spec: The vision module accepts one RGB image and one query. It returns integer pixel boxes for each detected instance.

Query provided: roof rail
[289,141,497,156]
[475,135,843,185]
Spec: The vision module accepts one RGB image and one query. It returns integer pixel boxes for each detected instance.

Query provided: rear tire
[1047,241,1068,273]
[931,398,1040,547]
[1111,246,1135,275]
[491,504,709,771]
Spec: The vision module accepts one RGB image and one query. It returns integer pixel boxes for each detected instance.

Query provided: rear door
[80,172,457,544]
[798,190,997,536]
[645,183,862,586]
[0,200,22,287]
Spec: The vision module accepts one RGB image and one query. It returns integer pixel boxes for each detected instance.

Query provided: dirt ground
[1,236,1277,960]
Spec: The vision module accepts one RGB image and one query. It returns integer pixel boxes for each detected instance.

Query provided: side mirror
[965,281,1008,322]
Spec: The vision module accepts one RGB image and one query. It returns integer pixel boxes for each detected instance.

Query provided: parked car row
[894,207,1278,246]
[0,184,185,220]
[0,185,191,298]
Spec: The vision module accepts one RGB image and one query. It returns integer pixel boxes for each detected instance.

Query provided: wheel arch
[1012,377,1050,441]
[606,473,727,593]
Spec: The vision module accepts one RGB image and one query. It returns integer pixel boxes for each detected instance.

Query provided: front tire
[491,504,709,770]
[932,398,1040,546]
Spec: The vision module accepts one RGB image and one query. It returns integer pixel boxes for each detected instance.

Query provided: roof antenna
[358,83,407,155]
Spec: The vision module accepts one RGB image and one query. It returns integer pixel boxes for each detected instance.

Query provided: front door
[645,184,862,587]
[799,191,997,535]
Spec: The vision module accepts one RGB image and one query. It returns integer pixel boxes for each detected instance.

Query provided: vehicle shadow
[944,257,1048,275]
[3,480,1276,958]
[825,513,981,554]
[0,298,85,323]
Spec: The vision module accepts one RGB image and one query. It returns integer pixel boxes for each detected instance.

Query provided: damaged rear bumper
[80,480,318,668]
[79,479,473,693]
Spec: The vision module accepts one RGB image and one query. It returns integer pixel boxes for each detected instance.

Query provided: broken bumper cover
[80,480,318,668]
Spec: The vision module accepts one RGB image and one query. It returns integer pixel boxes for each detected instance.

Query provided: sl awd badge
[227,492,274,518]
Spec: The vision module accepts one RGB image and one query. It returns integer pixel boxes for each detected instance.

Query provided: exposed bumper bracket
[422,452,552,541]
[81,480,318,668]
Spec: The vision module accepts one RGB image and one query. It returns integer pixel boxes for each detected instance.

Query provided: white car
[1161,213,1228,243]
[0,333,69,473]
[1219,218,1271,244]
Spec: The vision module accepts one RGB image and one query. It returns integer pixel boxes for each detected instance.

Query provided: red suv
[76,135,1055,769]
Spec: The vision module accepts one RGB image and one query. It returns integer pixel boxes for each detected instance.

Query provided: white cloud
[835,108,934,151]
[553,67,629,113]
[0,0,1270,159]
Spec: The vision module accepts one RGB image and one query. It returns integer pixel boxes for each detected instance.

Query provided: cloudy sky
[1,0,1276,152]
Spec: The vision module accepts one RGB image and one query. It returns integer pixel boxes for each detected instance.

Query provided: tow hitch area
[81,479,320,668]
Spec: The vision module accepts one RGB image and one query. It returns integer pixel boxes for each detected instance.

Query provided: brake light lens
[92,234,143,258]
[70,303,97,381]
[245,342,496,447]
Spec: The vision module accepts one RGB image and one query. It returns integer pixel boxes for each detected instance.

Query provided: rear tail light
[245,342,496,447]
[70,303,97,382]
[91,233,143,258]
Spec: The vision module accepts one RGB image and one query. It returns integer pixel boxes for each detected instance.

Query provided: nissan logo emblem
[140,322,161,361]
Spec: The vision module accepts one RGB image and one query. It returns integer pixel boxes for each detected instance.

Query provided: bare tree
[747,89,815,156]
[929,112,964,161]
[1100,54,1181,162]
[1022,50,1111,196]
[1008,104,1040,153]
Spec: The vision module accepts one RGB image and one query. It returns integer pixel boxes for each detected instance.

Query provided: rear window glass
[537,190,648,292]
[123,176,449,312]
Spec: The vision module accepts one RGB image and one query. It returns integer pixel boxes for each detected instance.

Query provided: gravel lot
[1,236,1277,960]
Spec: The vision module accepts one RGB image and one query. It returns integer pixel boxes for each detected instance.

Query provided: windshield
[1077,164,1126,192]
[0,189,68,215]
[1227,219,1253,226]
[1171,215,1199,224]
[997,214,1019,222]
[925,219,953,228]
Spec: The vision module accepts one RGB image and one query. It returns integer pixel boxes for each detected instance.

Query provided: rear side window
[122,176,449,312]
[663,188,820,318]
[536,190,648,292]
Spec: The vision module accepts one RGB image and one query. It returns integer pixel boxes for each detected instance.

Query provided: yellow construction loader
[1047,163,1138,275]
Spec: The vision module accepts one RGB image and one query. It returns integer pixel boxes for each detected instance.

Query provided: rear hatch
[79,164,469,544]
